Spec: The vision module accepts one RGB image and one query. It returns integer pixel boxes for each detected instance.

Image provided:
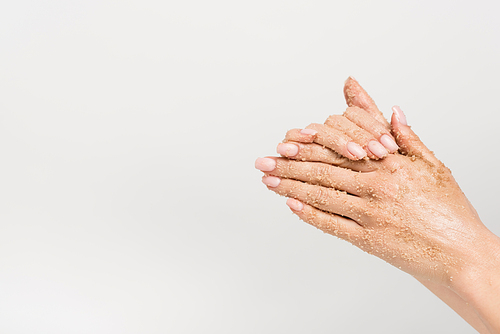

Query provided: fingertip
[285,128,316,144]
[367,140,388,159]
[277,143,299,157]
[255,157,276,172]
[390,106,435,161]
[380,134,399,153]
[300,128,317,136]
[344,78,356,106]
[390,109,405,138]
[346,142,367,160]
[344,76,357,86]
[390,110,399,130]
[286,198,304,212]
[262,175,281,188]
[284,128,314,144]
[392,105,407,126]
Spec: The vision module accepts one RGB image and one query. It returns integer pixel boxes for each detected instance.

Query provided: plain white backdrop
[0,0,498,333]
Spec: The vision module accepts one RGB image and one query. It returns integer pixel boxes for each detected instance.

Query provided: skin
[255,79,500,333]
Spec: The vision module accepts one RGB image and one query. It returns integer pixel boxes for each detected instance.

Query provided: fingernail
[380,134,399,153]
[368,140,388,158]
[255,157,276,172]
[277,143,299,157]
[286,198,304,211]
[300,129,317,136]
[262,176,280,188]
[392,105,407,126]
[346,142,367,159]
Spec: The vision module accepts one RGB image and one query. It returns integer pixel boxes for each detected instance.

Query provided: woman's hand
[256,77,500,332]
[276,77,399,161]
[258,107,493,284]
[256,104,500,333]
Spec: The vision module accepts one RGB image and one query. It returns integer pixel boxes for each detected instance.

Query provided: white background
[0,1,498,333]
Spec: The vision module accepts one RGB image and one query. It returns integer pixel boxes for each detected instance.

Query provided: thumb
[391,106,441,165]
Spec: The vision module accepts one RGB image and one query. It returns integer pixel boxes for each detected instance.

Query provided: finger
[343,106,399,153]
[305,123,367,160]
[391,106,442,166]
[268,157,369,195]
[324,115,389,159]
[283,128,318,144]
[263,176,368,223]
[344,77,390,129]
[286,198,363,242]
[276,142,378,172]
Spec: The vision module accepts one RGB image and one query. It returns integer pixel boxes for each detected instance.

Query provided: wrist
[452,229,500,288]
[450,229,500,333]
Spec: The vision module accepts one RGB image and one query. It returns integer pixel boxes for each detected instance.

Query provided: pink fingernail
[368,140,388,158]
[262,176,280,188]
[286,198,304,211]
[277,143,299,157]
[380,134,399,153]
[255,157,276,172]
[392,105,407,126]
[300,129,317,136]
[346,142,367,159]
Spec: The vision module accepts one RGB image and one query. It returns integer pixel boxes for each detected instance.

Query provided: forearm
[417,279,490,333]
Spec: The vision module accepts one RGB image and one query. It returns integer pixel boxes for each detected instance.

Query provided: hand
[277,78,398,161]
[260,107,491,283]
[256,105,500,333]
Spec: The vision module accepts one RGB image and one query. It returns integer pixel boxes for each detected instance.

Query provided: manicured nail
[277,143,299,157]
[286,198,304,211]
[368,140,388,158]
[346,142,367,159]
[380,134,399,153]
[392,105,407,126]
[300,129,317,136]
[255,157,276,172]
[262,176,280,188]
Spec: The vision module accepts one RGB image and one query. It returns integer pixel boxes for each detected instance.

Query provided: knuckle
[313,163,333,182]
[309,186,330,206]
[316,216,335,234]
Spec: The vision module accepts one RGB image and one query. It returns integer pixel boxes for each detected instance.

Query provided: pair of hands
[256,78,500,333]
[257,77,477,284]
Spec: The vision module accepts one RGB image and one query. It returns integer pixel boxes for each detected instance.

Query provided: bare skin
[255,79,500,333]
